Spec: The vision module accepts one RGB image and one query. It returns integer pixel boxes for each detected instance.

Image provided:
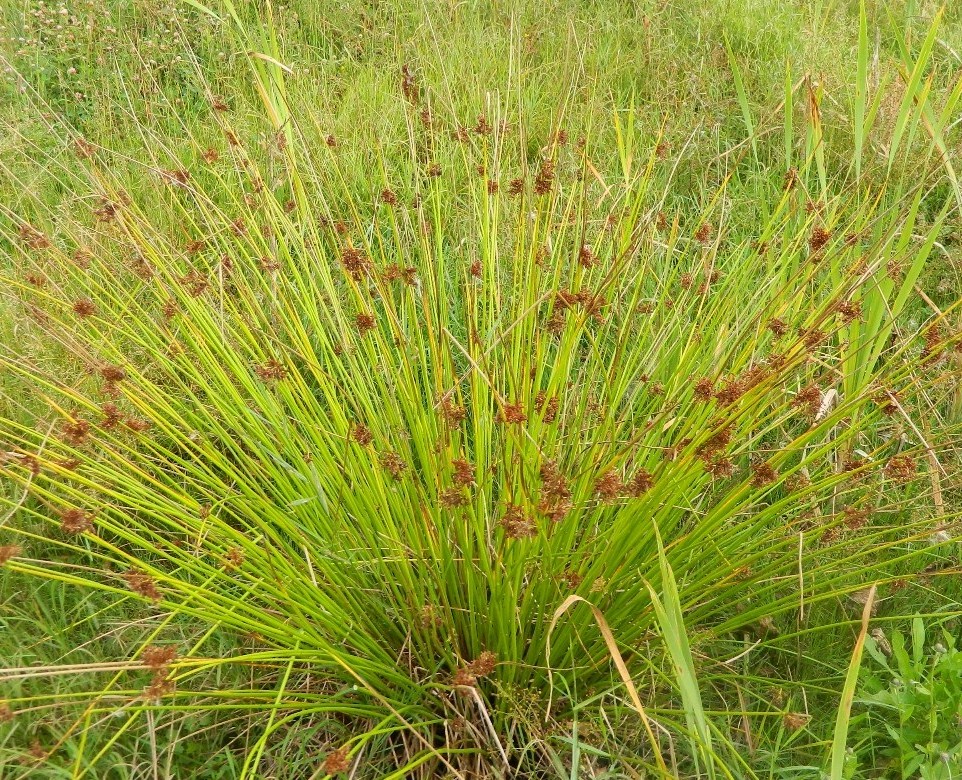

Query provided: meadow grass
[1,1,961,777]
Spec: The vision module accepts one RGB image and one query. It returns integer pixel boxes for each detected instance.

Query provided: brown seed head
[884,454,917,484]
[255,360,287,382]
[341,247,369,281]
[59,508,92,535]
[141,645,177,670]
[355,313,376,333]
[533,159,555,195]
[72,298,96,317]
[499,403,526,424]
[379,451,407,479]
[750,462,778,488]
[323,747,351,775]
[123,570,161,602]
[809,226,831,253]
[595,471,624,502]
[0,545,22,566]
[500,504,536,539]
[452,459,474,486]
[350,423,373,446]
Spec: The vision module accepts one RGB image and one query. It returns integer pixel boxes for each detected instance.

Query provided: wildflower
[538,461,572,521]
[873,390,900,415]
[255,360,287,382]
[426,163,442,178]
[161,169,190,187]
[696,427,732,461]
[72,298,96,317]
[162,299,179,320]
[800,327,826,349]
[714,377,746,406]
[380,188,399,206]
[72,249,93,269]
[59,508,92,534]
[469,650,496,677]
[259,256,280,273]
[533,159,555,195]
[782,167,798,190]
[500,504,536,539]
[452,667,477,687]
[28,739,47,761]
[201,147,219,164]
[694,223,713,244]
[486,179,499,194]
[535,392,559,423]
[123,417,151,433]
[884,454,917,483]
[560,570,582,589]
[94,199,119,222]
[418,604,442,629]
[0,545,22,566]
[230,217,246,235]
[323,747,351,775]
[469,260,483,277]
[507,177,524,196]
[123,570,161,602]
[355,313,376,333]
[325,134,337,147]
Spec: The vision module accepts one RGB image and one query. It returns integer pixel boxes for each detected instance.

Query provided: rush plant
[0,4,960,778]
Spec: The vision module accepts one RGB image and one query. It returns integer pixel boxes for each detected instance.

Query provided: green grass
[1,0,961,777]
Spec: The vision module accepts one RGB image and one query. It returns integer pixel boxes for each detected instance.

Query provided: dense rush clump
[0,20,959,776]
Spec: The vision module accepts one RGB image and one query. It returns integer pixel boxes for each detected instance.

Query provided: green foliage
[0,0,959,777]
[856,619,962,779]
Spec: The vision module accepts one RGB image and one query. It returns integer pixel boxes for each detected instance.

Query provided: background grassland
[0,0,961,778]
